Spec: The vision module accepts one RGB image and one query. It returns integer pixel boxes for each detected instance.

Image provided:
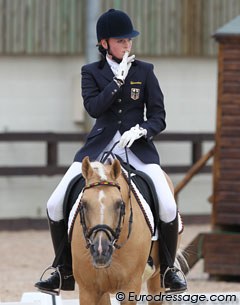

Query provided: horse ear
[110,159,121,180]
[82,156,93,180]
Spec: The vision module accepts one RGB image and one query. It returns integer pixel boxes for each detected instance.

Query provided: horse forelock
[91,161,108,181]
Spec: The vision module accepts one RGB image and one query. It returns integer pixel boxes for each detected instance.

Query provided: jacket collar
[98,59,138,83]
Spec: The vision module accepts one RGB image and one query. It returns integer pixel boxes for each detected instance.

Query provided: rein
[79,180,132,250]
[100,142,134,241]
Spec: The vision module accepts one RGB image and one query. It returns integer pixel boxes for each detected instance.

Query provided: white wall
[0,56,85,132]
[0,56,217,218]
[0,56,217,132]
[153,57,217,132]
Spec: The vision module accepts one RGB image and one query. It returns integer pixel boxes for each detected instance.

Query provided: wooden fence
[0,132,214,176]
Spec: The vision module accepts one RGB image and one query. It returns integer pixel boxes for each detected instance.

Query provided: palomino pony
[71,156,179,305]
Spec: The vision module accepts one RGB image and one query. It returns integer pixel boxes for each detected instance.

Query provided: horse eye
[115,200,124,210]
[81,200,88,211]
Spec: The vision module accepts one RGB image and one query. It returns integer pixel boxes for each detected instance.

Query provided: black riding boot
[34,214,75,295]
[158,214,187,294]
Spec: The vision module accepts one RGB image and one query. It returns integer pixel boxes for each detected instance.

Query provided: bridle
[78,180,132,250]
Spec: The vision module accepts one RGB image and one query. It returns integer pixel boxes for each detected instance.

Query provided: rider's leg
[47,161,82,222]
[35,162,82,294]
[35,213,74,293]
[128,154,187,293]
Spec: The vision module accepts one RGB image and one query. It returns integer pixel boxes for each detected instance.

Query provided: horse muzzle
[89,234,114,269]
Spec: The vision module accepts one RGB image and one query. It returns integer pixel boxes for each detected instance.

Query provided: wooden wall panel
[0,0,240,56]
[203,234,240,275]
[212,18,240,228]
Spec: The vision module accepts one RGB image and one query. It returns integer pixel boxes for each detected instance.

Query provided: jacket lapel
[99,61,114,82]
[125,61,138,84]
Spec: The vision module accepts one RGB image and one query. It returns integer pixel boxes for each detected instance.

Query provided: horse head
[80,156,125,268]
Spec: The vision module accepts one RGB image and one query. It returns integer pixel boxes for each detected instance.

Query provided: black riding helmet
[96,9,139,62]
[96,8,139,42]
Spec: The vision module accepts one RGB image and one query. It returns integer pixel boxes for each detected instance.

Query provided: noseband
[78,181,127,250]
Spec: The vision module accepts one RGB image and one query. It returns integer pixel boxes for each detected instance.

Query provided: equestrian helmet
[96,9,139,42]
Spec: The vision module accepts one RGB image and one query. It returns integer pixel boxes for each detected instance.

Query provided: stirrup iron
[162,266,187,295]
[38,266,62,296]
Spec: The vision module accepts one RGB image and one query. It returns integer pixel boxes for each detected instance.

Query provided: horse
[70,156,182,305]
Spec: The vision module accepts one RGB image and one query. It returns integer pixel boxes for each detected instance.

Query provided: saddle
[63,173,85,228]
[63,158,160,234]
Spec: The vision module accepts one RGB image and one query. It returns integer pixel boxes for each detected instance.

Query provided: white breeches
[47,134,177,223]
[47,162,83,221]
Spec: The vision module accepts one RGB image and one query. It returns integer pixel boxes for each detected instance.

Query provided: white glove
[115,51,135,83]
[119,124,147,148]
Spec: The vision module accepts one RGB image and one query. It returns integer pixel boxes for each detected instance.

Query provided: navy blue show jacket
[74,59,166,165]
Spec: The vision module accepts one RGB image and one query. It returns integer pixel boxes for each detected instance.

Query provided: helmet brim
[111,30,140,39]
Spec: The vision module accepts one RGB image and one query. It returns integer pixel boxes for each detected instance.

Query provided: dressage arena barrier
[0,292,142,305]
[0,292,74,305]
[184,16,240,279]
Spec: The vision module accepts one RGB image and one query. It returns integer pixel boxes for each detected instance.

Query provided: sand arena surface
[0,224,239,302]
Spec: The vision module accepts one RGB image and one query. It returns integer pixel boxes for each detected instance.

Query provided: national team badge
[131,88,140,100]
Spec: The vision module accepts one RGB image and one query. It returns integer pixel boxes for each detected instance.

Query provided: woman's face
[101,38,133,60]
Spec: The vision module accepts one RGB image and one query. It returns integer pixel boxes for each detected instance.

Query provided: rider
[35,8,187,295]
